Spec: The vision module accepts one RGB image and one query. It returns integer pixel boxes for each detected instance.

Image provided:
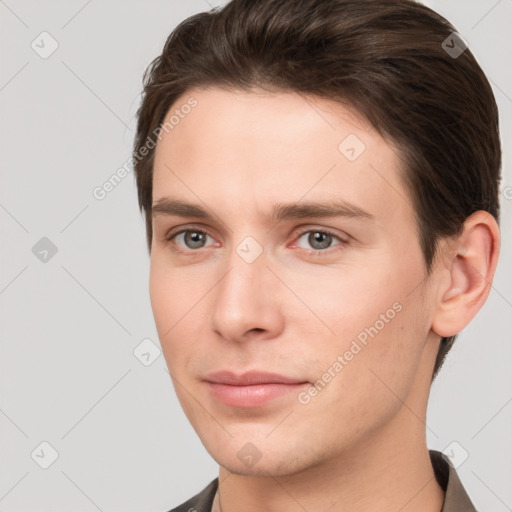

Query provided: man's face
[150,87,439,476]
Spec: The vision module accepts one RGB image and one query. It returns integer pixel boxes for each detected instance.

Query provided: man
[132,0,501,510]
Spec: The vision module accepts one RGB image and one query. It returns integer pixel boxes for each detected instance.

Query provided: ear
[431,211,500,337]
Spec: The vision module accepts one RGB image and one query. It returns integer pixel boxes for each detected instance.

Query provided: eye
[167,229,216,251]
[163,226,347,256]
[294,229,345,252]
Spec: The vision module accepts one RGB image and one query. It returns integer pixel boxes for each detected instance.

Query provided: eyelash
[164,227,347,256]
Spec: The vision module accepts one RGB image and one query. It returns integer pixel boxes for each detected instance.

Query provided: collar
[430,449,477,511]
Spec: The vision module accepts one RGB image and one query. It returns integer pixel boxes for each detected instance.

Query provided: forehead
[152,86,410,225]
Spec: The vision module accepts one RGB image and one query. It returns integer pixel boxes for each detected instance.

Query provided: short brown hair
[133,0,501,379]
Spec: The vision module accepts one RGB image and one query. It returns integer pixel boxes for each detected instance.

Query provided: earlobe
[431,211,500,338]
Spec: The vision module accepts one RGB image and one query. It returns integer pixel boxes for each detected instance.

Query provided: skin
[149,86,500,512]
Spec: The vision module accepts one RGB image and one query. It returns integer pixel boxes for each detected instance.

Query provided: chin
[203,435,325,478]
[217,456,306,477]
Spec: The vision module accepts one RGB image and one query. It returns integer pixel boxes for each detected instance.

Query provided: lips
[203,370,310,408]
[204,370,308,386]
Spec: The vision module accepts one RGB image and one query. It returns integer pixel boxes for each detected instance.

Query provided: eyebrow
[152,196,374,224]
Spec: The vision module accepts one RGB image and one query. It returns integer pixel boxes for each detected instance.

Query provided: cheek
[149,258,201,370]
[279,261,404,343]
[287,259,428,391]
[149,260,215,428]
[149,261,174,337]
[290,300,426,445]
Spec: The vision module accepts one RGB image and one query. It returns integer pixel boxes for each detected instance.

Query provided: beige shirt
[168,449,477,511]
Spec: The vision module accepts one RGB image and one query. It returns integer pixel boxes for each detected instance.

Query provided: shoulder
[166,478,219,512]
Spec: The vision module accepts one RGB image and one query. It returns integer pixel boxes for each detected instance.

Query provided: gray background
[0,0,510,510]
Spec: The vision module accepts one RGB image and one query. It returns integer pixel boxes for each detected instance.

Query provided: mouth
[203,370,310,408]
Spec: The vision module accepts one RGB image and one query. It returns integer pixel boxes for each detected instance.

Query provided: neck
[212,407,445,512]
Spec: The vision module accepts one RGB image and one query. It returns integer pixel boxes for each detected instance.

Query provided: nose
[210,243,285,344]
